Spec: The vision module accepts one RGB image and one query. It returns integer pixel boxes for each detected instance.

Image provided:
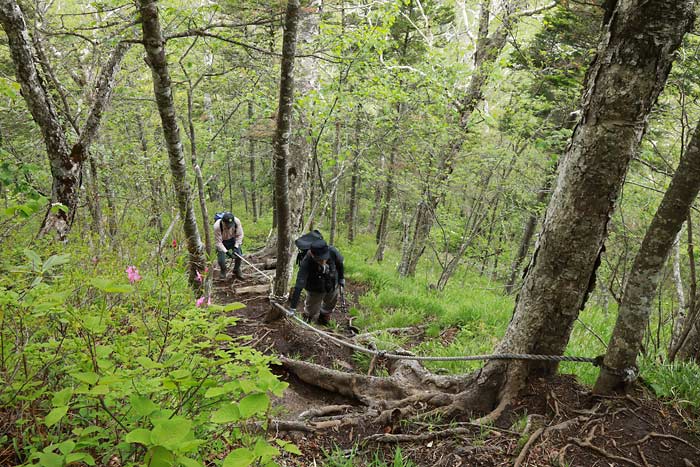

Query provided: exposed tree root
[298,404,353,420]
[362,427,477,444]
[623,432,700,453]
[514,417,585,467]
[570,425,642,467]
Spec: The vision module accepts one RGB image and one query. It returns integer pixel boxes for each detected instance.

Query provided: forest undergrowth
[2,211,700,467]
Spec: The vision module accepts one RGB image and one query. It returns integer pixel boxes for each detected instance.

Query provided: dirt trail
[215,262,700,467]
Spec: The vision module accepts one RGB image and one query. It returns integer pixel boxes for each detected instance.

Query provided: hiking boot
[317,313,331,326]
[234,269,244,280]
[219,270,227,280]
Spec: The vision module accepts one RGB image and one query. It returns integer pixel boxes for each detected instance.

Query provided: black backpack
[294,230,323,266]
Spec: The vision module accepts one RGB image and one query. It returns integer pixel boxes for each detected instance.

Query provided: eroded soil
[213,262,700,467]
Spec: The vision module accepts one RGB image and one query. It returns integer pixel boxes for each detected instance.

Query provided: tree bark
[139,0,206,292]
[595,116,700,392]
[374,148,395,262]
[248,101,259,223]
[455,0,695,412]
[136,115,163,231]
[505,183,551,295]
[0,0,128,239]
[347,115,360,243]
[271,0,300,300]
[186,86,212,256]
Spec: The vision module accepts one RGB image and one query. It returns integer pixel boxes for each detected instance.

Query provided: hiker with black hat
[214,212,244,279]
[289,238,345,325]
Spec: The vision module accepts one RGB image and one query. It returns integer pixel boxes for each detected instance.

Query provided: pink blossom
[126,266,141,284]
[172,239,177,248]
[196,270,203,283]
[196,296,212,308]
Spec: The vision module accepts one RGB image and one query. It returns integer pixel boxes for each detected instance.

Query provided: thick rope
[271,302,611,366]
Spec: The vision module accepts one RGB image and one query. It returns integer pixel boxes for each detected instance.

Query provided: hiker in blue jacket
[289,238,345,325]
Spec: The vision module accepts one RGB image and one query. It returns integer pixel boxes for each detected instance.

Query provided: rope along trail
[269,302,633,375]
[239,260,635,380]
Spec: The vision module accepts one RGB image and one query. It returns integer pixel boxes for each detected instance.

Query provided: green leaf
[145,446,175,467]
[275,439,301,455]
[50,203,69,214]
[130,395,159,417]
[65,452,95,466]
[57,440,75,455]
[151,417,192,450]
[71,371,99,385]
[42,254,71,273]
[239,379,257,393]
[135,356,161,369]
[125,428,153,446]
[177,457,203,467]
[51,388,73,407]
[82,315,107,334]
[204,381,238,398]
[90,277,133,293]
[44,406,68,427]
[169,369,191,380]
[253,438,279,461]
[24,248,42,268]
[88,384,110,396]
[220,302,246,311]
[214,333,233,341]
[239,393,269,418]
[38,451,63,467]
[222,448,256,467]
[210,403,240,424]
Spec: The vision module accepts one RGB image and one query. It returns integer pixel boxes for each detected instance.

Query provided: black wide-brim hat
[310,239,330,260]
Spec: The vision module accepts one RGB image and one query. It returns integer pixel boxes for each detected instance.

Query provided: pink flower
[126,266,141,284]
[196,270,203,283]
[172,239,177,248]
[196,296,212,308]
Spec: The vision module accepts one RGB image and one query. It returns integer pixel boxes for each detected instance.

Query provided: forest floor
[214,262,700,467]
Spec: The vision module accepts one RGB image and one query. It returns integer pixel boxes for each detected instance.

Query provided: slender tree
[139,0,206,291]
[271,0,300,301]
[443,0,695,415]
[0,0,128,239]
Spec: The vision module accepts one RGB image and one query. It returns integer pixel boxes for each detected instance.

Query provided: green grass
[335,234,700,413]
[323,445,417,467]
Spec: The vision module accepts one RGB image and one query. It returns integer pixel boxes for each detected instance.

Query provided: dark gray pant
[303,287,338,323]
[217,245,241,275]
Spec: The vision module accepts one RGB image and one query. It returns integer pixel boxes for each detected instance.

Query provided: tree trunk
[85,156,104,242]
[139,0,206,292]
[271,0,300,301]
[347,115,360,243]
[505,184,550,294]
[248,102,259,223]
[454,0,695,412]
[330,119,340,245]
[136,115,163,231]
[374,148,395,262]
[186,87,212,256]
[595,116,700,392]
[669,231,686,354]
[0,1,127,239]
